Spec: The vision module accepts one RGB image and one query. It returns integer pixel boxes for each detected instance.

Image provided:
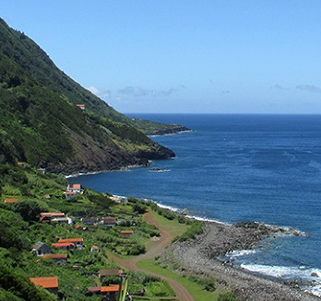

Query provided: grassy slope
[0,18,176,172]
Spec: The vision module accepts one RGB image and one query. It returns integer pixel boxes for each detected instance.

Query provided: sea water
[68,114,321,296]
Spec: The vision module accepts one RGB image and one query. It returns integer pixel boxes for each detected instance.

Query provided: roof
[58,238,83,243]
[120,230,134,234]
[72,184,81,189]
[100,285,121,293]
[99,268,123,277]
[29,277,58,289]
[43,254,67,259]
[32,241,48,250]
[81,217,99,222]
[51,242,74,248]
[91,245,99,249]
[4,198,18,203]
[40,212,65,217]
[101,217,117,222]
[76,104,85,107]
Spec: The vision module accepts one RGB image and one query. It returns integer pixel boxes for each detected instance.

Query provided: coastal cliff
[0,17,178,174]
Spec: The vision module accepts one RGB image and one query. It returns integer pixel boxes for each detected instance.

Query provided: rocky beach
[160,220,321,301]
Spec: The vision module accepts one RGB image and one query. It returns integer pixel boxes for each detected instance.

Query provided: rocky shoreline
[146,125,192,136]
[160,220,320,301]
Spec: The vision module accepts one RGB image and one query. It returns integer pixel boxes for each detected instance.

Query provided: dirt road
[108,211,194,301]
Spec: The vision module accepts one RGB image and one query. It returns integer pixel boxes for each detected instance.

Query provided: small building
[51,242,75,251]
[51,217,70,224]
[42,254,68,265]
[4,198,18,204]
[99,269,123,278]
[100,217,117,227]
[29,277,59,295]
[76,104,85,110]
[90,245,99,252]
[64,190,77,199]
[67,184,83,194]
[110,195,127,204]
[120,230,134,239]
[16,162,26,167]
[101,285,126,301]
[37,168,46,174]
[39,212,65,223]
[58,238,84,249]
[87,285,123,301]
[32,242,51,256]
[81,217,99,225]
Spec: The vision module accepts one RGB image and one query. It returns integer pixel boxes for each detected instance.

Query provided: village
[3,183,149,301]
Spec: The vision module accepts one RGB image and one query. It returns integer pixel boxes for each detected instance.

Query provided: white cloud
[118,85,182,98]
[296,85,321,93]
[87,85,100,95]
[86,86,111,100]
[118,86,149,97]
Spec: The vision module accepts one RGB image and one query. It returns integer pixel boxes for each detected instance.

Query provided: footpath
[107,210,194,301]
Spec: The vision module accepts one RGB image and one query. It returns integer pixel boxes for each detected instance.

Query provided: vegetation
[0,17,176,174]
[0,16,238,301]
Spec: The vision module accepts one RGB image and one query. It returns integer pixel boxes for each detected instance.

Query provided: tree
[14,201,41,223]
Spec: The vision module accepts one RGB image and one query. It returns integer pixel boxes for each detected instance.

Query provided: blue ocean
[68,114,321,296]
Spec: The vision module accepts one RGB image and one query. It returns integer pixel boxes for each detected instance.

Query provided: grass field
[137,259,220,301]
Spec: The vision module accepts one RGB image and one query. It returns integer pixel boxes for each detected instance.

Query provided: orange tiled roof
[51,242,74,248]
[40,212,65,217]
[4,199,18,203]
[29,277,58,289]
[100,285,121,293]
[58,238,83,243]
[72,184,81,189]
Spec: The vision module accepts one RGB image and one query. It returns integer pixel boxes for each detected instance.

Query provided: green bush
[218,292,238,301]
[174,221,204,242]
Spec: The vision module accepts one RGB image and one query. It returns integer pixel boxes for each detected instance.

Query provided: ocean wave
[227,249,258,257]
[241,263,321,297]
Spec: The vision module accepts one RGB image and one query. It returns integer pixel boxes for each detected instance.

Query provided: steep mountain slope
[0,18,175,173]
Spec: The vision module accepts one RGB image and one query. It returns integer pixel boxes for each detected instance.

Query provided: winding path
[108,211,194,301]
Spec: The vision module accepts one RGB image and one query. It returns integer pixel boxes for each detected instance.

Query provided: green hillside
[0,17,178,174]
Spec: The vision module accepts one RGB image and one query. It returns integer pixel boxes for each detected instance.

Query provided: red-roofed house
[58,238,83,249]
[43,254,67,265]
[29,277,59,294]
[120,230,134,238]
[39,212,65,223]
[51,242,74,251]
[67,184,83,193]
[100,217,118,227]
[76,103,85,110]
[64,190,77,199]
[87,285,124,300]
[4,198,18,203]
[90,245,99,252]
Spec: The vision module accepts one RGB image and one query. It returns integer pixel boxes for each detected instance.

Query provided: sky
[2,1,321,114]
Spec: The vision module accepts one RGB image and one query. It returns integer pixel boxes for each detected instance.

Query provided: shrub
[174,221,203,242]
[13,201,41,223]
[218,292,238,301]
